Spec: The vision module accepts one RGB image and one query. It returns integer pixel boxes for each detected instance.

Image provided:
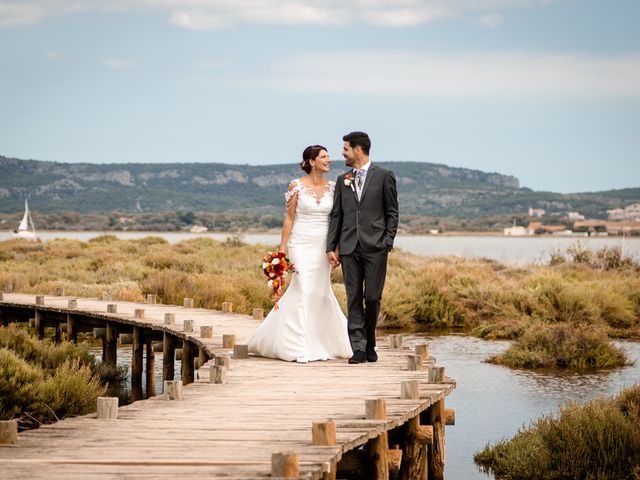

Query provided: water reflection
[406,334,640,479]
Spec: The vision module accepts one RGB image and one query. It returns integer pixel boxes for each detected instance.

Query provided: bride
[247,145,353,363]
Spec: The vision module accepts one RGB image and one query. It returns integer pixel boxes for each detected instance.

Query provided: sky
[1,0,639,194]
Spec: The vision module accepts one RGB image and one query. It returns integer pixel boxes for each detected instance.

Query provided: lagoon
[2,230,639,264]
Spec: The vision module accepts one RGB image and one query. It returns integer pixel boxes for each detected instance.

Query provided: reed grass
[474,383,640,479]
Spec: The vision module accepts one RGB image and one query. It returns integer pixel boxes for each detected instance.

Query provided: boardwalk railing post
[134,308,145,319]
[234,344,248,359]
[183,319,194,333]
[222,301,233,313]
[312,420,336,446]
[223,334,236,349]
[271,452,299,478]
[365,399,389,480]
[389,334,404,349]
[0,419,18,444]
[146,294,156,304]
[200,325,213,338]
[407,355,423,371]
[162,332,176,383]
[102,292,111,301]
[215,355,231,371]
[183,297,194,309]
[68,299,77,309]
[107,304,117,313]
[209,365,226,384]
[253,308,264,320]
[163,380,183,400]
[415,343,429,361]
[164,313,175,325]
[35,295,44,306]
[96,397,118,419]
[55,287,65,296]
[428,366,445,383]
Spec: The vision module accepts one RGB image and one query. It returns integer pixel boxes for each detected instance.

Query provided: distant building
[528,208,545,217]
[607,208,624,220]
[503,226,530,236]
[527,222,571,235]
[624,203,640,220]
[566,211,585,220]
[189,225,208,233]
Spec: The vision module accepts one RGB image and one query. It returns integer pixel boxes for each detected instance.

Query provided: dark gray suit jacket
[326,164,399,256]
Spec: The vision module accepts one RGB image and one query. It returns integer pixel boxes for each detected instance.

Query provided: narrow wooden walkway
[0,293,456,479]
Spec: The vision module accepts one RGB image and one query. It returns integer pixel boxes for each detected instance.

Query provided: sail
[18,200,30,231]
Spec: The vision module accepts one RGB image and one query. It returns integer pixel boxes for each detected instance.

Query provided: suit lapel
[345,171,359,202]
[359,164,376,203]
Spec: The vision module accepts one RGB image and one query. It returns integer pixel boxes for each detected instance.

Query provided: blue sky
[1,0,639,193]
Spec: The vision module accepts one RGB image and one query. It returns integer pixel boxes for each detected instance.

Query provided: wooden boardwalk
[0,293,456,479]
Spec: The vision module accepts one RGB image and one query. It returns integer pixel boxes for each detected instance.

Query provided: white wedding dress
[247,179,353,362]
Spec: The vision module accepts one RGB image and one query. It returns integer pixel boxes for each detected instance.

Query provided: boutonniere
[343,172,354,187]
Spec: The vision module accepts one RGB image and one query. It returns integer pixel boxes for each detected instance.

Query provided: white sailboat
[12,199,38,240]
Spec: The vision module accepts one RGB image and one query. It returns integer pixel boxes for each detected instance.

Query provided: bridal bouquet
[261,251,296,301]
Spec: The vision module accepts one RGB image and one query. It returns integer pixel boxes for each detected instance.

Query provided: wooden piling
[253,307,264,320]
[401,380,420,400]
[389,334,404,349]
[215,355,231,371]
[66,314,77,343]
[146,294,156,304]
[93,327,106,339]
[312,420,336,446]
[209,365,226,384]
[222,301,233,313]
[407,355,423,371]
[445,408,456,426]
[107,304,117,313]
[271,452,299,478]
[163,380,183,400]
[131,326,143,385]
[365,398,389,480]
[223,334,236,349]
[183,319,194,333]
[426,399,446,480]
[162,332,176,383]
[35,295,44,306]
[428,366,445,383]
[96,397,118,419]
[119,333,132,344]
[145,337,156,397]
[134,308,145,319]
[0,419,18,445]
[234,344,249,359]
[68,299,77,309]
[102,292,111,301]
[34,309,44,339]
[181,340,196,385]
[200,325,212,338]
[183,297,194,308]
[164,312,175,325]
[55,287,65,296]
[414,343,429,361]
[104,322,118,365]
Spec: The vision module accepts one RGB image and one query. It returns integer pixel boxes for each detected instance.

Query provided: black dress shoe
[348,350,366,364]
[366,348,378,363]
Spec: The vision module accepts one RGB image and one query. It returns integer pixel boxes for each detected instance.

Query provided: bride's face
[311,150,330,173]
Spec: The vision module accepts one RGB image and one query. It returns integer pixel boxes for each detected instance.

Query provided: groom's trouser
[341,244,388,353]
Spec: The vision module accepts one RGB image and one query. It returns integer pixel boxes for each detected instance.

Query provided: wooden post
[365,398,389,480]
[102,292,111,301]
[253,307,264,320]
[134,308,145,319]
[426,400,446,480]
[407,355,423,371]
[162,332,176,383]
[183,297,194,308]
[401,380,420,400]
[234,344,248,359]
[415,343,429,361]
[312,420,336,446]
[107,304,117,313]
[163,380,183,400]
[34,309,44,339]
[200,325,213,338]
[221,301,233,313]
[68,299,77,309]
[198,348,207,369]
[0,419,18,445]
[209,365,226,384]
[445,409,456,426]
[104,322,118,365]
[0,292,3,302]
[183,319,194,333]
[93,327,106,339]
[271,452,299,478]
[55,287,65,296]
[66,314,77,343]
[146,294,156,304]
[428,366,445,383]
[215,355,231,371]
[181,340,196,385]
[131,326,143,385]
[389,334,404,349]
[96,397,118,419]
[35,295,44,306]
[223,334,236,349]
[146,337,156,397]
[388,446,403,479]
[119,333,133,344]
[54,324,62,344]
[398,417,432,480]
[164,312,175,325]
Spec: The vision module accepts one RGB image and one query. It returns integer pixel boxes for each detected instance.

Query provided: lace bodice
[285,179,335,236]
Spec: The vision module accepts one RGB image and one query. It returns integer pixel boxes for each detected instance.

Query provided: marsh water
[92,335,640,479]
[2,230,640,264]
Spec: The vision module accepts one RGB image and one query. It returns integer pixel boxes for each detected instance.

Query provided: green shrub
[475,384,640,480]
[0,348,44,419]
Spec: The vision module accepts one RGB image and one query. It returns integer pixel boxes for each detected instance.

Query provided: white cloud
[0,0,558,30]
[251,50,640,97]
[104,58,136,69]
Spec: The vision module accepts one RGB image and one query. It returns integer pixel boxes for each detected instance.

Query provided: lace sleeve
[284,180,300,205]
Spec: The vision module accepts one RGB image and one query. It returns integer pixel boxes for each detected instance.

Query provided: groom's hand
[327,251,340,267]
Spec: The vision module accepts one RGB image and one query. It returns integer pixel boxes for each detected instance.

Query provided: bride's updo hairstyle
[300,145,327,174]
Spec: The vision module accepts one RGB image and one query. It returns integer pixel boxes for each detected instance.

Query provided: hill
[1,156,638,222]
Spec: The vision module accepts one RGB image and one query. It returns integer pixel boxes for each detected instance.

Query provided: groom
[327,131,399,364]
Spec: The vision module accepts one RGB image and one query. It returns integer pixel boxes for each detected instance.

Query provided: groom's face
[342,141,357,167]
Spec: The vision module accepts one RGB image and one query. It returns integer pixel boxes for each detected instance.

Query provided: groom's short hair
[343,131,371,156]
